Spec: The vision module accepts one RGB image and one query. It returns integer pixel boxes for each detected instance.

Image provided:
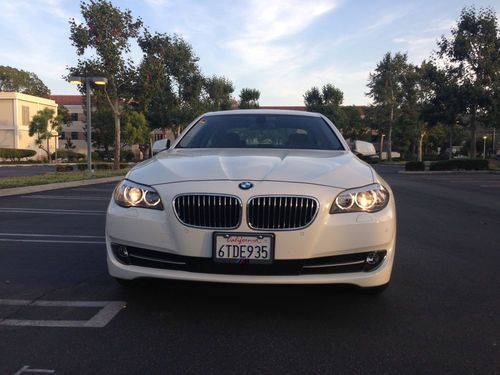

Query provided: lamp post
[483,136,487,159]
[68,76,107,172]
[379,133,385,161]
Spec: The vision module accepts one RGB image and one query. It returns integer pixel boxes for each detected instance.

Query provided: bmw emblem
[239,181,253,190]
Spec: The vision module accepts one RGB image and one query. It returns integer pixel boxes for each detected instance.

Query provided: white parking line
[0,299,125,328]
[14,365,55,374]
[0,239,105,244]
[0,208,105,216]
[0,233,103,238]
[0,233,106,244]
[21,195,109,201]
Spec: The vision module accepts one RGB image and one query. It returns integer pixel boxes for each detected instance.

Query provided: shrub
[0,148,36,161]
[91,151,102,161]
[121,150,136,162]
[75,162,130,170]
[429,159,489,171]
[56,165,74,172]
[405,161,425,171]
[52,150,85,162]
[95,163,112,170]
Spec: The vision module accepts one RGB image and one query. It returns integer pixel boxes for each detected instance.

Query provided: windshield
[177,114,345,150]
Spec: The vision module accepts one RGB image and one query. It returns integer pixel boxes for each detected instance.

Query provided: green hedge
[429,159,489,171]
[56,165,74,172]
[52,150,85,161]
[0,148,36,161]
[121,150,136,162]
[405,161,425,171]
[76,163,130,171]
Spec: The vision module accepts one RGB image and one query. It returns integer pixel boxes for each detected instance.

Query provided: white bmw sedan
[106,110,396,293]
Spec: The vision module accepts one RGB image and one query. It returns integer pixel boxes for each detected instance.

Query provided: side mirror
[352,140,376,157]
[152,139,171,156]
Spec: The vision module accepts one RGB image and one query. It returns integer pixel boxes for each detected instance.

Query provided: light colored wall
[57,103,87,154]
[0,100,14,128]
[0,129,14,148]
[0,92,58,160]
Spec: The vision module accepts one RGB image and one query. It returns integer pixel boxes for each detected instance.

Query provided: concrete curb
[0,176,123,197]
[398,170,500,175]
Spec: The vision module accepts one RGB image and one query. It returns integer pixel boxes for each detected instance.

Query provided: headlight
[330,183,389,214]
[113,180,163,210]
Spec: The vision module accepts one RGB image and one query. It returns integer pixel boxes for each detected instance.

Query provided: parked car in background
[106,110,397,293]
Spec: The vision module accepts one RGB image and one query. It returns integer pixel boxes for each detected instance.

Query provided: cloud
[221,0,338,70]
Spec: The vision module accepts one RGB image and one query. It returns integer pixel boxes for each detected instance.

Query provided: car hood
[127,149,374,189]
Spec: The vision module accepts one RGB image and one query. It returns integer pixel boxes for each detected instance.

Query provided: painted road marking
[14,365,55,374]
[21,195,109,201]
[0,239,105,244]
[0,233,104,238]
[0,299,125,328]
[0,208,105,216]
[0,233,105,244]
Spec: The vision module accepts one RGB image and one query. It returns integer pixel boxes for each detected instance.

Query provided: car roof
[203,109,322,117]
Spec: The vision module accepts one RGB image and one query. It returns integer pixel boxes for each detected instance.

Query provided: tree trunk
[46,138,51,164]
[418,132,425,162]
[379,133,384,160]
[113,98,121,170]
[449,124,453,160]
[388,104,393,162]
[470,104,477,158]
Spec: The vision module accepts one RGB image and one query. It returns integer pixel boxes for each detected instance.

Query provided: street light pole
[86,78,92,172]
[483,136,487,159]
[68,76,107,172]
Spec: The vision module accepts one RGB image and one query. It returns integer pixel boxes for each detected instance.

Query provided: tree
[203,75,234,111]
[91,108,115,158]
[418,61,463,160]
[437,6,500,157]
[69,0,143,169]
[29,108,63,162]
[303,86,323,112]
[303,84,346,128]
[122,110,149,158]
[367,52,410,161]
[0,65,50,97]
[136,31,204,134]
[239,88,260,109]
[341,106,366,140]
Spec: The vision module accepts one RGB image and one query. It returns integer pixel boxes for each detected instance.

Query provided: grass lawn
[0,169,128,189]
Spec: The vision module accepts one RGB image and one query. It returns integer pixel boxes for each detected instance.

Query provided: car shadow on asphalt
[112,278,391,323]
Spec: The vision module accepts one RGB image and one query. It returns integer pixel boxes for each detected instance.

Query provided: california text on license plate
[213,233,274,264]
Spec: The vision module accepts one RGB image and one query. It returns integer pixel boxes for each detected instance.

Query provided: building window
[22,106,30,125]
[71,132,78,140]
[70,113,78,121]
[59,132,66,140]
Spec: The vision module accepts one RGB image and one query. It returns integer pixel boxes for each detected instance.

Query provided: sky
[0,0,499,106]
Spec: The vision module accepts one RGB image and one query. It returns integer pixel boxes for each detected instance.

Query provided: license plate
[213,233,274,264]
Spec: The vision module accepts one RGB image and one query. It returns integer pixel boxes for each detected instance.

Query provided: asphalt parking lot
[0,168,499,374]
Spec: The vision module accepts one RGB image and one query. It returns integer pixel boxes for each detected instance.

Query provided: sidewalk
[0,176,123,197]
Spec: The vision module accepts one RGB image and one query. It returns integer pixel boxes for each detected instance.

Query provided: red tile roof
[50,95,84,106]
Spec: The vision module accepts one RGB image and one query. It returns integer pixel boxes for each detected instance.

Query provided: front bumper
[106,180,396,286]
